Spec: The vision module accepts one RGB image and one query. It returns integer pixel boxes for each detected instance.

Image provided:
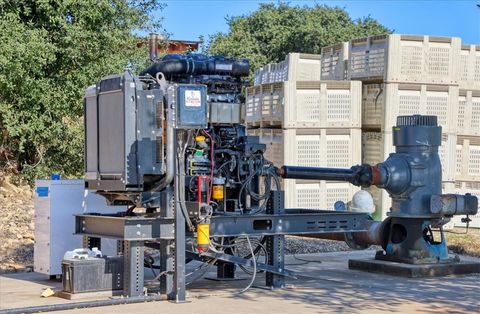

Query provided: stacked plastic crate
[322,34,463,220]
[246,53,363,210]
[448,44,480,227]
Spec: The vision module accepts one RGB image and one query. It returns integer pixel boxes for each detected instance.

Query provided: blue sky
[157,0,480,44]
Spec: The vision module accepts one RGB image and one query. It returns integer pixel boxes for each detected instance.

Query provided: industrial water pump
[281,115,478,264]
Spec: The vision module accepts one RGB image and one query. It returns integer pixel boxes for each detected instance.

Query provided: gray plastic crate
[348,34,461,84]
[245,80,362,129]
[253,53,322,85]
[321,42,348,80]
[459,44,480,90]
[458,89,480,136]
[361,83,459,134]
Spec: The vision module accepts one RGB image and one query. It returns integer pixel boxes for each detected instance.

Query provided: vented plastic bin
[253,53,322,85]
[321,42,349,81]
[348,34,461,84]
[250,128,362,169]
[361,83,458,133]
[362,132,456,181]
[455,136,480,182]
[459,45,480,90]
[245,80,362,128]
[283,179,360,210]
[245,85,262,125]
[444,181,480,228]
[457,89,480,136]
[254,68,262,86]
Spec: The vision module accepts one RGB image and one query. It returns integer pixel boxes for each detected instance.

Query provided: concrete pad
[349,258,480,277]
[1,251,479,313]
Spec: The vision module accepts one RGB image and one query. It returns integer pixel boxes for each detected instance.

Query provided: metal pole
[173,130,186,302]
[123,240,145,297]
[159,186,174,297]
[266,190,285,288]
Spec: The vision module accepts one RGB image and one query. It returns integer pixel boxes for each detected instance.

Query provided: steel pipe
[302,219,388,249]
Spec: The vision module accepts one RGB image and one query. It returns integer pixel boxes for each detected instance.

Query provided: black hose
[0,295,166,314]
[281,165,357,182]
[140,55,250,78]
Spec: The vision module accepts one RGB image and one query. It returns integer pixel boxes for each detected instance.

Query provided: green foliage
[0,0,164,183]
[207,3,390,75]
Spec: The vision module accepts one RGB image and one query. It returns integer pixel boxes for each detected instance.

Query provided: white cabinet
[34,180,125,275]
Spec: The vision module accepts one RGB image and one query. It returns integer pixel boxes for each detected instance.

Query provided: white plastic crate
[349,34,461,84]
[251,128,362,169]
[444,181,480,228]
[459,44,480,90]
[457,89,480,136]
[273,53,322,83]
[321,42,349,80]
[361,83,458,133]
[244,85,262,125]
[362,131,456,181]
[362,84,384,128]
[245,80,362,128]
[455,136,480,182]
[254,68,262,86]
[283,179,360,210]
[253,53,322,85]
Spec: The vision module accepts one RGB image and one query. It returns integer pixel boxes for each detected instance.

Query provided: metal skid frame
[75,190,369,302]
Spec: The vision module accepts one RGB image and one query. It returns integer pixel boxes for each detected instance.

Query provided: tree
[0,0,164,183]
[207,3,390,75]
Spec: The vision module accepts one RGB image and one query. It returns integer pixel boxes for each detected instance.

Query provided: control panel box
[174,84,208,129]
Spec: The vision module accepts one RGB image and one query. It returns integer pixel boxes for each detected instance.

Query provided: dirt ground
[444,228,480,257]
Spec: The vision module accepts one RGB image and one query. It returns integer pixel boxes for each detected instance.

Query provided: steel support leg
[116,240,124,255]
[82,236,101,250]
[172,131,186,302]
[159,186,174,297]
[266,191,285,288]
[123,240,145,297]
[216,244,236,279]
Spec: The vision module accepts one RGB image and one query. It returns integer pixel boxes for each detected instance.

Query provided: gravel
[0,177,35,272]
[286,236,358,254]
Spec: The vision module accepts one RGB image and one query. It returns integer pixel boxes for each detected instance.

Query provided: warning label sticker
[185,90,202,107]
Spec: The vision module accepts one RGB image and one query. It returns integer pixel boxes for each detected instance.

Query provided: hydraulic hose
[0,295,166,314]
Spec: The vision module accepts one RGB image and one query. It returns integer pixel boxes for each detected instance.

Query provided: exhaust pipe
[149,33,161,62]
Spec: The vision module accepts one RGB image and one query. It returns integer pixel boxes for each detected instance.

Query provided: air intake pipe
[139,54,250,78]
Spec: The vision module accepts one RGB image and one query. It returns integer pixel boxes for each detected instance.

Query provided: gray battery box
[62,256,123,293]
